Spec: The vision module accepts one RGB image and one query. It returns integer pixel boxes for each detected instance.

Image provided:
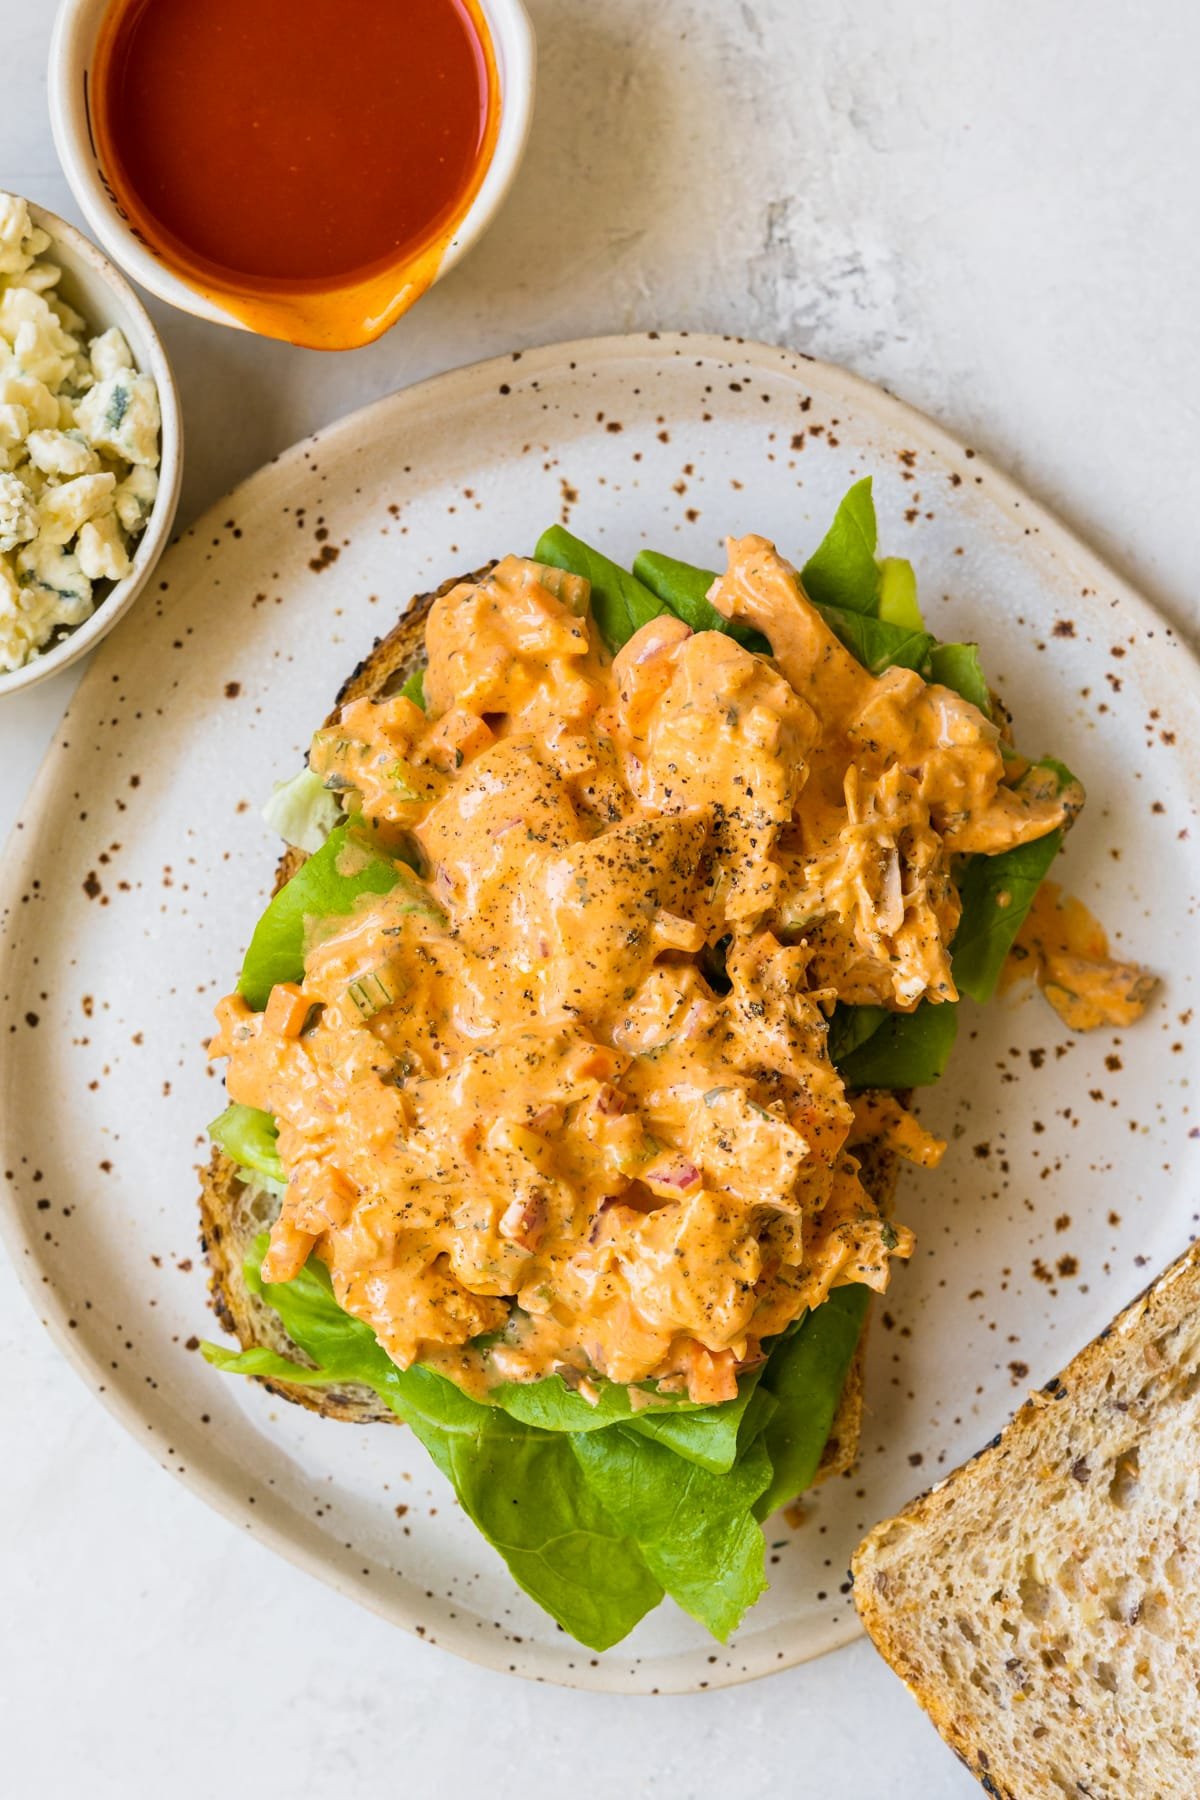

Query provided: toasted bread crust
[198,559,892,1486]
[812,1135,897,1484]
[199,1148,398,1422]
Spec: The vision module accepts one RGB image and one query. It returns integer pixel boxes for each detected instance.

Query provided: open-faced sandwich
[199,479,1152,1651]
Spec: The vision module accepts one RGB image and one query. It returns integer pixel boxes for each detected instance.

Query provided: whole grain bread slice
[197,563,888,1481]
[852,1240,1200,1799]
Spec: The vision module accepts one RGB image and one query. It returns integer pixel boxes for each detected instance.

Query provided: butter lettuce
[876,555,923,628]
[624,1380,771,1473]
[828,996,961,1092]
[570,1401,773,1639]
[208,1103,283,1184]
[631,541,935,679]
[825,1003,890,1068]
[799,475,881,614]
[492,1365,764,1472]
[234,1246,662,1648]
[203,1342,333,1385]
[929,641,992,716]
[534,525,665,654]
[754,1284,870,1518]
[631,549,770,651]
[260,766,342,854]
[816,607,933,677]
[203,1239,867,1649]
[951,760,1077,1004]
[238,822,431,1010]
[835,1000,960,1090]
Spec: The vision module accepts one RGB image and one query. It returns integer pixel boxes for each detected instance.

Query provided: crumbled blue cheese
[0,192,162,672]
[0,193,49,274]
[14,539,93,619]
[89,327,133,382]
[114,464,158,534]
[37,471,117,547]
[75,368,161,467]
[25,428,98,478]
[0,470,36,551]
[77,511,131,583]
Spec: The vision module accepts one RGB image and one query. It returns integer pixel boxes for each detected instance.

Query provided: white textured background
[3,2,1198,1795]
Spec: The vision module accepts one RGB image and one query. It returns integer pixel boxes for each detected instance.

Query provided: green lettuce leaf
[837,1001,959,1089]
[208,1103,283,1184]
[238,823,430,1010]
[201,1342,331,1384]
[399,666,426,709]
[950,761,1076,1004]
[413,1399,665,1651]
[624,1376,771,1473]
[261,767,343,853]
[204,1239,866,1647]
[240,1246,663,1649]
[493,1366,764,1472]
[952,841,1061,1005]
[490,1369,680,1434]
[825,1003,888,1068]
[929,642,992,716]
[876,556,923,628]
[799,476,880,614]
[570,1403,772,1639]
[631,549,770,652]
[534,526,665,653]
[632,545,932,677]
[818,606,933,676]
[755,1285,870,1517]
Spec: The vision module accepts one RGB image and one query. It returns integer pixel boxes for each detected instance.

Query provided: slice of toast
[197,564,887,1481]
[852,1241,1200,1798]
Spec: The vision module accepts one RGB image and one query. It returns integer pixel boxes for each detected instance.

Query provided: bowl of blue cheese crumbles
[0,191,180,690]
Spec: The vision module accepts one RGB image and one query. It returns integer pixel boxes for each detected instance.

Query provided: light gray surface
[1,2,1197,1794]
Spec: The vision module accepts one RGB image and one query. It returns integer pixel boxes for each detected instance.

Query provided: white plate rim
[2,330,1197,1692]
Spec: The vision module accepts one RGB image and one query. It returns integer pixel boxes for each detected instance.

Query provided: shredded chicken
[210,542,1070,1401]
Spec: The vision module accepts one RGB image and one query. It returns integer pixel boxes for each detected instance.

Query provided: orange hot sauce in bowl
[91,0,500,349]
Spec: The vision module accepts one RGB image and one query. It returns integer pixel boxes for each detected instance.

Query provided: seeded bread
[197,563,887,1483]
[852,1240,1200,1799]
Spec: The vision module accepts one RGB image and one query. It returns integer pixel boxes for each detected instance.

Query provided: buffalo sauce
[91,0,498,349]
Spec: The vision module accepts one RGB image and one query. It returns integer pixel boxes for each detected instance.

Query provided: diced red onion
[655,1159,701,1192]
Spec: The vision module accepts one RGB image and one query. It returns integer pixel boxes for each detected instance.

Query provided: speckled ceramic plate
[3,334,1199,1693]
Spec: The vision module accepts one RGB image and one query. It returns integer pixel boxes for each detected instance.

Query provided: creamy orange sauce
[211,539,1073,1401]
[1002,879,1158,1030]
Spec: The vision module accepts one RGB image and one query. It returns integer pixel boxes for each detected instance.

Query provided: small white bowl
[48,0,537,344]
[0,200,182,697]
